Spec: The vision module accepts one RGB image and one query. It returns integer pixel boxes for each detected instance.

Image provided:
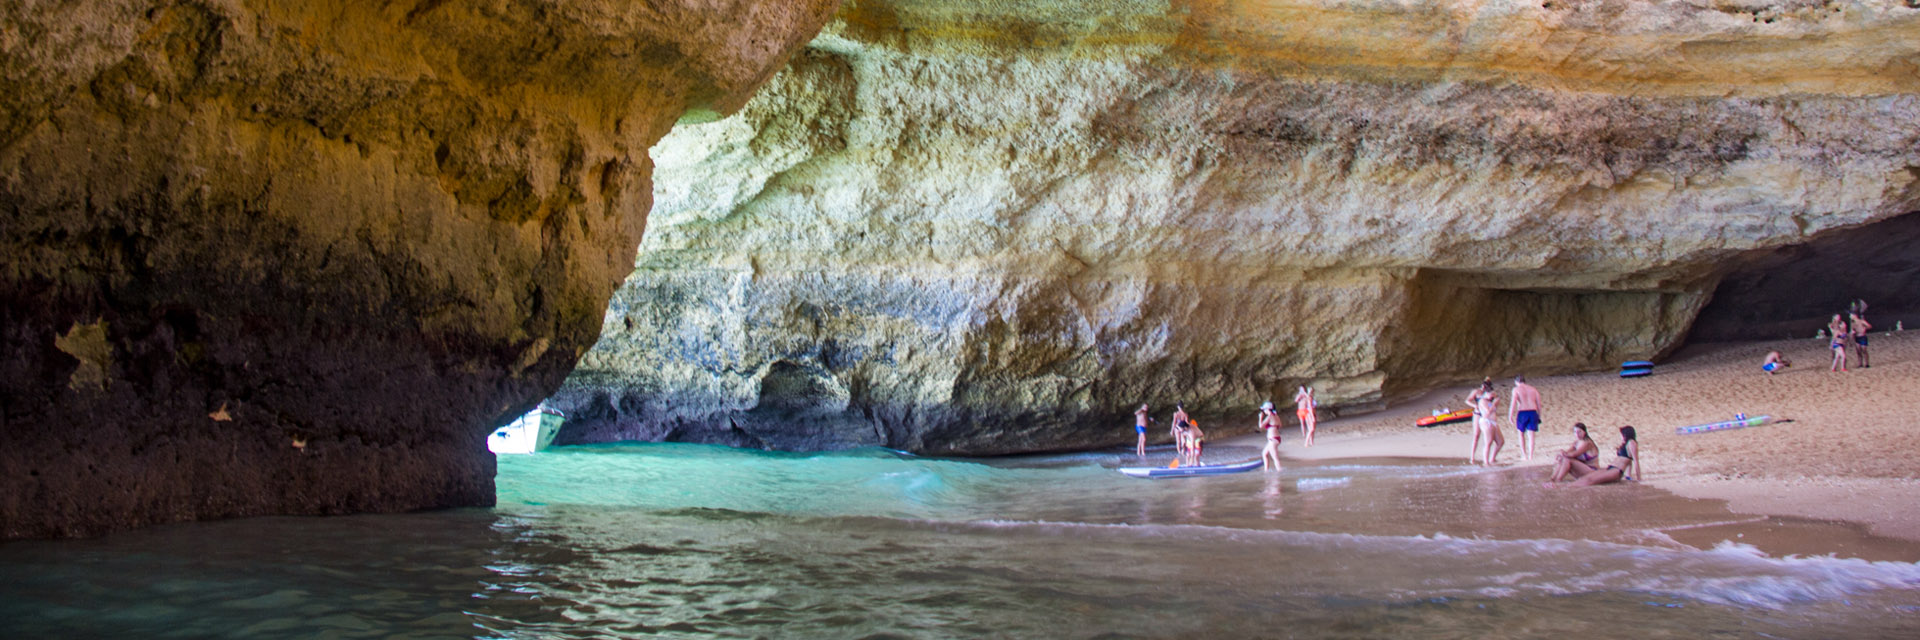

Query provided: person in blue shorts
[1133,403,1152,457]
[1508,375,1543,461]
[1761,351,1790,375]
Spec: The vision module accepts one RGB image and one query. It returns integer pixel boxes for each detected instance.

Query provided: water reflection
[0,445,1915,638]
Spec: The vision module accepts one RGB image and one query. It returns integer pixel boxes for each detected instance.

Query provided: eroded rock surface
[553,0,1920,453]
[0,0,837,538]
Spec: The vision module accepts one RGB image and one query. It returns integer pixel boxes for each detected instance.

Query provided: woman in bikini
[1828,313,1850,372]
[1570,425,1640,486]
[1258,401,1283,471]
[1466,378,1503,466]
[1543,422,1599,484]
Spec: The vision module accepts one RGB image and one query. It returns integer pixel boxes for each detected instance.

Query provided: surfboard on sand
[1118,459,1263,478]
[1675,415,1776,435]
[1417,409,1473,427]
[1620,361,1654,378]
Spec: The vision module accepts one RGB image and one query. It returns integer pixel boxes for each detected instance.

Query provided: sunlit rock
[553,0,1920,453]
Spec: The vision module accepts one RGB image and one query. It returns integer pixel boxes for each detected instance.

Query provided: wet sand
[1222,330,1920,548]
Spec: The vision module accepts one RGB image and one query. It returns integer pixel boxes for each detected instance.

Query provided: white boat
[488,405,564,454]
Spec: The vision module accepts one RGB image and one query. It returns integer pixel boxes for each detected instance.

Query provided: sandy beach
[1224,329,1920,543]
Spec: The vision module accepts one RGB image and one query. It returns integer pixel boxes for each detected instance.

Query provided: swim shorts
[1515,410,1540,432]
[1136,425,1147,434]
[1857,336,1869,346]
[1296,408,1312,422]
[1762,362,1778,372]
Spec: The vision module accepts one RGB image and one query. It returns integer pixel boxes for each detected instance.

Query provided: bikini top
[1616,442,1634,460]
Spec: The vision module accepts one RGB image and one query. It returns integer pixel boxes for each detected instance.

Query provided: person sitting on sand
[1761,351,1791,375]
[1851,311,1872,369]
[1294,386,1318,448]
[1828,314,1850,372]
[1258,401,1283,471]
[1543,423,1599,484]
[1569,425,1641,486]
[1466,378,1503,466]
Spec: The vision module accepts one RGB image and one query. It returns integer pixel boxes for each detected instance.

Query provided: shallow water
[3,443,1917,638]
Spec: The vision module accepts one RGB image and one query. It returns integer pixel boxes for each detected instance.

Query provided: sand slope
[1225,330,1920,540]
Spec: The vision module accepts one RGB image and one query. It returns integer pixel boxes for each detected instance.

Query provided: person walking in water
[1134,403,1152,457]
[1258,401,1283,471]
[1294,386,1318,448]
[1466,378,1503,466]
[1827,313,1850,372]
[1509,375,1543,461]
[1851,311,1872,369]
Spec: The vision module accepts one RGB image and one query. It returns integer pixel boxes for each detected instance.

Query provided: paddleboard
[1118,459,1263,478]
[1621,360,1655,368]
[1676,415,1773,435]
[1619,368,1652,378]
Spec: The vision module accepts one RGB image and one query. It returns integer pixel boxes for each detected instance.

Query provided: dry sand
[1223,329,1920,542]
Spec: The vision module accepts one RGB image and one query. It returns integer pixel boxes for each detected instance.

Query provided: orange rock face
[552,1,1920,453]
[0,0,837,538]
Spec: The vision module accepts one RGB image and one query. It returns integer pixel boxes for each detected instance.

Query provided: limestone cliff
[0,0,838,538]
[552,0,1920,453]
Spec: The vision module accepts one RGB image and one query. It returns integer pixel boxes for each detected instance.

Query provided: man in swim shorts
[1134,403,1152,457]
[1851,312,1872,368]
[1509,375,1543,462]
[1761,351,1790,375]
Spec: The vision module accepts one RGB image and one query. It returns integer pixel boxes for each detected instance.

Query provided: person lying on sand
[1568,426,1641,487]
[1761,351,1790,375]
[1543,423,1599,485]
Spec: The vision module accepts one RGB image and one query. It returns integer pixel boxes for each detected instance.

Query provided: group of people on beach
[1464,374,1641,487]
[1133,386,1319,471]
[1763,299,1884,375]
[1824,299,1874,372]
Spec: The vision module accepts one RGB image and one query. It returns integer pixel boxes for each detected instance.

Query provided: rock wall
[551,0,1920,453]
[0,0,837,538]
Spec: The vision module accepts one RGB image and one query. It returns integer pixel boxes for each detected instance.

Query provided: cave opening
[1688,210,1920,343]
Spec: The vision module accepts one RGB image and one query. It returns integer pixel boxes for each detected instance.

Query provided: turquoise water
[3,443,1919,638]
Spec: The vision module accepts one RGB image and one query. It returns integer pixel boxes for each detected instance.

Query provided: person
[1827,313,1850,372]
[1761,351,1791,375]
[1293,386,1318,447]
[1184,418,1206,462]
[1171,403,1193,458]
[1509,374,1543,461]
[1258,401,1283,471]
[1466,378,1503,466]
[1851,311,1872,369]
[1543,423,1599,484]
[1134,403,1152,457]
[1570,426,1641,486]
